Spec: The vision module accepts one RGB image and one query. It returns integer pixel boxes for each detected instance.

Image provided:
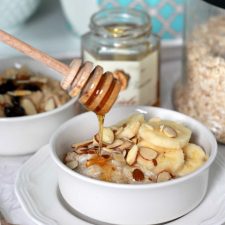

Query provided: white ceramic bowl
[0,58,78,156]
[50,106,217,225]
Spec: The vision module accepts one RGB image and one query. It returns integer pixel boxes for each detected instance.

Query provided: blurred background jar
[82,8,160,107]
[174,0,225,143]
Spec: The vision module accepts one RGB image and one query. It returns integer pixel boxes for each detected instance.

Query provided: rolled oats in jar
[174,0,225,143]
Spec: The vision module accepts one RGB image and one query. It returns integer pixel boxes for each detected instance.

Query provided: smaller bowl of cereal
[50,106,217,225]
[0,58,78,156]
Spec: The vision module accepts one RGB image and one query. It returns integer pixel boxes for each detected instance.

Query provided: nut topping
[126,145,139,165]
[102,128,114,144]
[107,139,124,149]
[132,168,144,181]
[162,125,177,138]
[72,140,93,149]
[139,147,157,160]
[64,113,207,184]
[157,171,172,182]
[136,155,155,170]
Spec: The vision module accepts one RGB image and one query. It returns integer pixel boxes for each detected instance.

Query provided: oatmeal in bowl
[64,113,208,184]
[0,58,78,156]
[0,66,71,117]
[50,106,217,225]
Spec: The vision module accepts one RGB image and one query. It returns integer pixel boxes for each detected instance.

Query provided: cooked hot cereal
[0,67,71,117]
[64,114,208,184]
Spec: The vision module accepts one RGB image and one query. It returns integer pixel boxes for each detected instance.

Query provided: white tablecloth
[0,60,224,225]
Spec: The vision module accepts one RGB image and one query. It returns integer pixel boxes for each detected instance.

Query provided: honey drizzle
[97,114,105,155]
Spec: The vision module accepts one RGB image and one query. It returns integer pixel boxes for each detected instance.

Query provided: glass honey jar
[82,7,160,107]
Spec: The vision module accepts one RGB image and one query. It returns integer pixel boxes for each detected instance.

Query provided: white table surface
[0,59,224,225]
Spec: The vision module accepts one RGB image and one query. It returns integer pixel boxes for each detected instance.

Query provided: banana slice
[138,140,173,153]
[115,113,145,128]
[139,120,192,150]
[154,148,184,175]
[117,114,144,139]
[176,143,207,177]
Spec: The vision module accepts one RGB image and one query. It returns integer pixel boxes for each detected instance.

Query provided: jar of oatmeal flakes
[82,8,160,107]
[174,0,225,143]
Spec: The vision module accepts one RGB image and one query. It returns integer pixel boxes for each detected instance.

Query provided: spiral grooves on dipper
[60,59,121,115]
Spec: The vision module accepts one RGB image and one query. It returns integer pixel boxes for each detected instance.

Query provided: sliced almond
[162,125,177,138]
[66,160,79,169]
[122,150,127,158]
[152,159,158,166]
[8,90,32,96]
[93,135,99,146]
[21,98,37,115]
[132,168,144,181]
[75,146,97,154]
[44,97,56,111]
[157,171,172,182]
[74,147,89,154]
[101,147,112,155]
[72,140,93,149]
[136,155,155,170]
[163,126,177,138]
[131,137,138,144]
[115,127,123,137]
[126,145,139,165]
[139,147,157,160]
[86,149,97,154]
[102,127,114,144]
[118,140,133,151]
[107,139,124,149]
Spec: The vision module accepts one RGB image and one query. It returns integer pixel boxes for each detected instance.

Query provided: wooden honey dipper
[0,30,121,115]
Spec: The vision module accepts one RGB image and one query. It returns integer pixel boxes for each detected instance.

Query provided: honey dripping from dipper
[61,60,121,155]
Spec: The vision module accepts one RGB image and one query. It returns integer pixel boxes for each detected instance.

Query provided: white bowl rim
[0,57,77,122]
[50,106,218,189]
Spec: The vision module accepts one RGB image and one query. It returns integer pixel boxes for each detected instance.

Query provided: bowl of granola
[50,106,217,225]
[0,58,78,156]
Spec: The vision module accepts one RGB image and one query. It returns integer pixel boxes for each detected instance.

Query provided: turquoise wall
[97,0,185,40]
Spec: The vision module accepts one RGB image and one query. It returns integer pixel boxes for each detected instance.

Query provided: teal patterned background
[97,0,184,40]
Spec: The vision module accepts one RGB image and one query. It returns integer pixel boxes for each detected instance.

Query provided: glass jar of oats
[82,8,160,107]
[174,0,225,144]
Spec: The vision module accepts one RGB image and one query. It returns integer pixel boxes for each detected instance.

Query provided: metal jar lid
[203,0,225,9]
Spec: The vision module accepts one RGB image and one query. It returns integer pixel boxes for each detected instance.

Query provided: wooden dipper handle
[0,30,69,76]
[0,29,121,115]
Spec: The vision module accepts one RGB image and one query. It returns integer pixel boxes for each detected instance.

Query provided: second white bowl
[0,58,78,156]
